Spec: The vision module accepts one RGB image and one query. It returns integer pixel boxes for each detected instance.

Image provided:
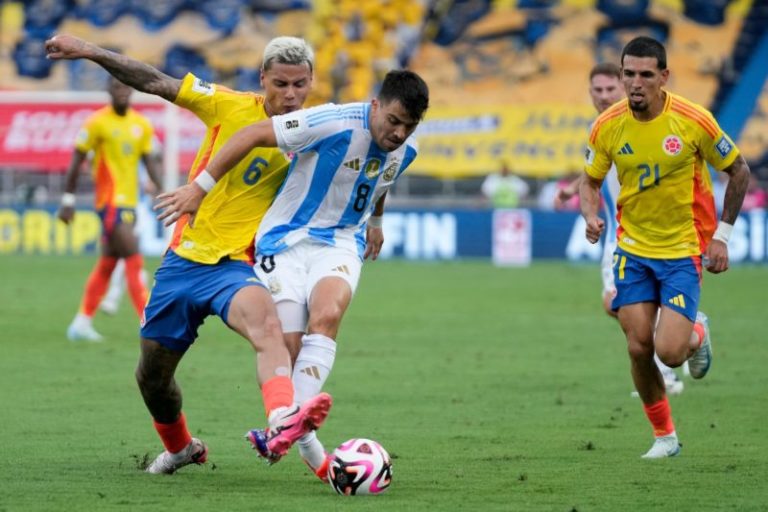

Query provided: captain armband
[367,216,383,228]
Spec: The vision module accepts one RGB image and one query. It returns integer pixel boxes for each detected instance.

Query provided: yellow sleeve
[584,123,612,180]
[74,113,100,153]
[174,73,218,126]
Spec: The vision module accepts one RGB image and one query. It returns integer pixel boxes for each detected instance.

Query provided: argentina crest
[382,159,399,181]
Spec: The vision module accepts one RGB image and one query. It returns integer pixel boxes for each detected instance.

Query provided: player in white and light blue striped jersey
[158,70,430,479]
[255,99,418,260]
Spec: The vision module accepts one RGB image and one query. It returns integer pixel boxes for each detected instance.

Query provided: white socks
[292,333,337,405]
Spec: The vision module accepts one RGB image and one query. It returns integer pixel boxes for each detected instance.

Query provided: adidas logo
[668,294,686,308]
[343,158,360,171]
[299,366,321,380]
[332,265,350,275]
[617,142,634,155]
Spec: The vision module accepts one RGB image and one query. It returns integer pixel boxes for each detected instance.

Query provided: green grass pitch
[1,255,766,511]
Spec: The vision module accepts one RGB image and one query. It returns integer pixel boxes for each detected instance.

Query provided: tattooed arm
[45,34,181,102]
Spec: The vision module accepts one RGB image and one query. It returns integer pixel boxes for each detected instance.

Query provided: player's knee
[627,339,654,361]
[655,346,686,368]
[307,307,343,338]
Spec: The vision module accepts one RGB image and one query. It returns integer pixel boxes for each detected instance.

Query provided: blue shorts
[140,251,265,352]
[97,206,136,239]
[612,247,702,322]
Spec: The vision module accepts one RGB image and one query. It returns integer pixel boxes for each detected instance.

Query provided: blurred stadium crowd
[0,0,766,207]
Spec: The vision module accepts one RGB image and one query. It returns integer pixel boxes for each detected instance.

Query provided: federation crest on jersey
[131,124,143,138]
[584,146,595,165]
[662,135,683,156]
[191,77,215,95]
[382,160,399,181]
[715,135,733,157]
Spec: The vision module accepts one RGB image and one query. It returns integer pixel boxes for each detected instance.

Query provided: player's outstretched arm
[45,34,181,102]
[579,171,605,244]
[704,155,751,274]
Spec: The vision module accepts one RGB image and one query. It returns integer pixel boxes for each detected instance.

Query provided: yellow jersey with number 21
[585,91,739,259]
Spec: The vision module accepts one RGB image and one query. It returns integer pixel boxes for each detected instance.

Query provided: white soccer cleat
[641,434,681,459]
[664,375,684,396]
[66,318,103,342]
[688,312,712,379]
[146,438,208,474]
[630,373,684,398]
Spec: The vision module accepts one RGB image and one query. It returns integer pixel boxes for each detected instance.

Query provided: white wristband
[368,215,383,228]
[193,170,217,193]
[61,192,76,207]
[712,221,733,244]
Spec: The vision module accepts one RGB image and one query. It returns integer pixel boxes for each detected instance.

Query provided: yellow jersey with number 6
[584,91,739,259]
[168,73,290,264]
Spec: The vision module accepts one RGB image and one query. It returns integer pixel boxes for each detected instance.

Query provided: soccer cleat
[641,434,681,459]
[688,312,712,379]
[146,438,208,474]
[664,375,684,396]
[630,375,684,398]
[66,320,103,342]
[245,392,332,463]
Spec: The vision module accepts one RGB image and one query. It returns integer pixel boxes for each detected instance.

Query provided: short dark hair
[621,36,667,70]
[590,62,621,81]
[378,70,429,121]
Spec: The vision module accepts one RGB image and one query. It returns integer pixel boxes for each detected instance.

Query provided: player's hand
[585,216,605,244]
[57,206,75,224]
[364,226,384,261]
[704,239,729,274]
[154,183,206,227]
[44,34,92,60]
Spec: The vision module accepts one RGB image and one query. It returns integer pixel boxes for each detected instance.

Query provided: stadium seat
[163,44,216,82]
[683,0,729,26]
[73,0,128,28]
[12,36,54,79]
[133,0,188,31]
[196,0,245,35]
[23,0,73,38]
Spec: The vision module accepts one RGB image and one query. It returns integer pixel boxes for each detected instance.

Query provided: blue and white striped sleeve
[272,103,344,154]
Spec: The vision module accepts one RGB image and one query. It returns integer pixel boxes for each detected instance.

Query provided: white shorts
[601,238,617,297]
[253,239,362,332]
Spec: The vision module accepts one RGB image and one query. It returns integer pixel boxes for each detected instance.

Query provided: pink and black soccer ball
[327,438,392,496]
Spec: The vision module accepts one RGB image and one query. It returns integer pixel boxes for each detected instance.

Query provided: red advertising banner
[0,94,206,173]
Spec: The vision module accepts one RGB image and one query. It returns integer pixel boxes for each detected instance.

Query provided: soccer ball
[327,438,392,496]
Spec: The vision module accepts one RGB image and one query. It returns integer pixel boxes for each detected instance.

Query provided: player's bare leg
[619,302,681,458]
[136,338,208,474]
[655,306,710,378]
